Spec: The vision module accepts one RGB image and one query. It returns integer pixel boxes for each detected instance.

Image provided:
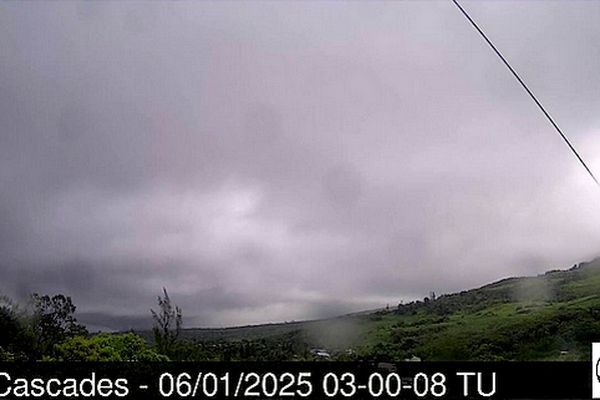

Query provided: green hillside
[359,259,600,361]
[179,258,600,361]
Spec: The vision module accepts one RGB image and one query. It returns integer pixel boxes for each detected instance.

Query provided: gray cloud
[1,1,600,328]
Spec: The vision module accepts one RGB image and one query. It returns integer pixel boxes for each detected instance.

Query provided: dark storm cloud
[1,1,600,328]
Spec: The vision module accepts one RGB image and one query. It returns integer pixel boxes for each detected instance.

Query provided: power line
[451,0,600,188]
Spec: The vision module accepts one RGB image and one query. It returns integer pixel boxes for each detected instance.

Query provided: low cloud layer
[1,1,600,329]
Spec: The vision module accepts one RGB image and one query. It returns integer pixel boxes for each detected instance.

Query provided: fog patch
[512,277,554,304]
[303,318,367,351]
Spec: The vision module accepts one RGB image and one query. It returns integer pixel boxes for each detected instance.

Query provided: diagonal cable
[452,0,600,187]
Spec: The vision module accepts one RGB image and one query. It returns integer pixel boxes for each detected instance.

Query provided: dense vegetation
[0,293,166,361]
[3,259,600,361]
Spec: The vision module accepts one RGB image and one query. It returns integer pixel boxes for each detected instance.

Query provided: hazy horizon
[2,1,600,330]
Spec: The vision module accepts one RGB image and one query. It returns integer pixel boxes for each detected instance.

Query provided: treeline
[0,288,229,361]
[0,291,171,361]
[395,286,513,317]
[0,289,331,361]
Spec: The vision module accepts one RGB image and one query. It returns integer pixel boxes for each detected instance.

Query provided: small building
[310,349,331,359]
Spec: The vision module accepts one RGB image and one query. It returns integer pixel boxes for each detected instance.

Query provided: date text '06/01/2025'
[157,371,496,398]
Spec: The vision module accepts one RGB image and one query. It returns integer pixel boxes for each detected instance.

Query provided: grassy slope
[179,259,600,361]
[358,259,600,361]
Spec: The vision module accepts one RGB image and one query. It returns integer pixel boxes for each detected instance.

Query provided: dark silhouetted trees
[30,293,88,357]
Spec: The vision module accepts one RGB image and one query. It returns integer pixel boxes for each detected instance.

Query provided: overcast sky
[1,0,600,330]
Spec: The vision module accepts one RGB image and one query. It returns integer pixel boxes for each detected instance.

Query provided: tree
[0,296,21,349]
[0,296,24,359]
[30,294,87,356]
[151,288,182,356]
[0,296,36,360]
